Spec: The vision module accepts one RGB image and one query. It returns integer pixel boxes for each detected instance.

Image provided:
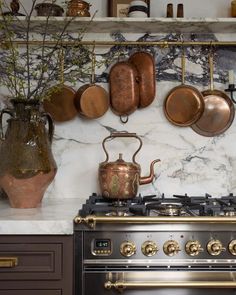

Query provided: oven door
[83,270,236,295]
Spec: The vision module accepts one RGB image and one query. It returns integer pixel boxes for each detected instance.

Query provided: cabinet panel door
[0,290,61,295]
[0,243,62,280]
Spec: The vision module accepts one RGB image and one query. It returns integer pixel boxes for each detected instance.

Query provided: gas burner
[156,204,183,216]
[112,200,128,207]
[78,192,236,217]
[222,207,236,216]
[105,211,134,217]
[147,203,184,216]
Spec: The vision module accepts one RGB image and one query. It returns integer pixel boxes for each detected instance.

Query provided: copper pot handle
[0,109,14,140]
[42,112,54,143]
[102,132,143,164]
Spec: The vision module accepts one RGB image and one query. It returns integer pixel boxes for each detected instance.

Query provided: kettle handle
[0,109,14,140]
[102,132,143,164]
[42,112,54,144]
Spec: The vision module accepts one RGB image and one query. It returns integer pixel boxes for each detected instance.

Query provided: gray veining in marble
[1,20,236,206]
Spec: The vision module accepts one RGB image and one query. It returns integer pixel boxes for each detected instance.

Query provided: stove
[78,192,236,217]
[74,193,236,295]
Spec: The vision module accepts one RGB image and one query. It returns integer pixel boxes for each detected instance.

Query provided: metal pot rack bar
[1,40,236,47]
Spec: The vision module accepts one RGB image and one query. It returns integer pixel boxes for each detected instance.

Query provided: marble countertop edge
[0,198,83,235]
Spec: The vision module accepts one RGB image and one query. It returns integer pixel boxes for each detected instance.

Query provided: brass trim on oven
[0,257,18,268]
[74,215,236,228]
[104,280,236,290]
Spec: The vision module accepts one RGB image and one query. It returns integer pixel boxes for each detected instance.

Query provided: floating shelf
[2,16,236,34]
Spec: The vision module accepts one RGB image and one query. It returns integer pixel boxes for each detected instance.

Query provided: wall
[6,0,233,17]
[1,0,236,204]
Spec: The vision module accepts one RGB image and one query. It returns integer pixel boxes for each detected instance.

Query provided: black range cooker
[74,193,236,295]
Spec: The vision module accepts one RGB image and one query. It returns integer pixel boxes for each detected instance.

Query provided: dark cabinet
[0,235,73,295]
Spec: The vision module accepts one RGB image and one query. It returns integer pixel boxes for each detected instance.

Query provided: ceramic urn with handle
[98,132,160,199]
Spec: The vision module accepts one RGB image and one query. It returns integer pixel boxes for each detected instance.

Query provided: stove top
[79,193,236,217]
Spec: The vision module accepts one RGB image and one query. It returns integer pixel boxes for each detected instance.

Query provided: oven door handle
[104,280,236,291]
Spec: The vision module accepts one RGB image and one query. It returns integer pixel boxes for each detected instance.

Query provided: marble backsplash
[1,30,236,203]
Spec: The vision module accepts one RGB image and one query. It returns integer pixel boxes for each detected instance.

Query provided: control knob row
[120,239,236,257]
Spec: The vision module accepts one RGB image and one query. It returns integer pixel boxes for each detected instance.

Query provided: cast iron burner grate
[78,193,236,217]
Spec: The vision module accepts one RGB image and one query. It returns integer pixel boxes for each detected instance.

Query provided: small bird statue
[10,0,20,14]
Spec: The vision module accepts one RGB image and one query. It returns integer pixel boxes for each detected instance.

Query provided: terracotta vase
[0,99,57,208]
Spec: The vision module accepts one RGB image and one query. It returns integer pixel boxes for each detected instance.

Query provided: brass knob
[229,240,236,255]
[163,240,181,256]
[120,241,136,257]
[141,241,158,257]
[185,240,204,256]
[207,239,226,256]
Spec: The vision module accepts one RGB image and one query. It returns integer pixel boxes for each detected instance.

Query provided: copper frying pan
[43,50,77,122]
[191,54,235,137]
[74,50,109,119]
[164,52,204,126]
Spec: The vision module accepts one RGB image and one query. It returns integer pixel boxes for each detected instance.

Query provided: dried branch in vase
[0,0,95,102]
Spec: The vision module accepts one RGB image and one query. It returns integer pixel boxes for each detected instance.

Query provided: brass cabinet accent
[0,257,18,268]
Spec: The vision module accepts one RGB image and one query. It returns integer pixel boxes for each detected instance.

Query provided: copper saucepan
[191,53,235,137]
[74,50,109,119]
[43,50,77,122]
[164,52,204,126]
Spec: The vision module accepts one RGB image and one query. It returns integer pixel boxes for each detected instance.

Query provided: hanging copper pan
[128,51,156,108]
[164,52,204,126]
[191,53,235,137]
[74,50,109,119]
[109,60,139,123]
[43,50,77,122]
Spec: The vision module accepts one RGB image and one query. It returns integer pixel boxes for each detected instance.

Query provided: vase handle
[42,113,54,144]
[0,109,14,140]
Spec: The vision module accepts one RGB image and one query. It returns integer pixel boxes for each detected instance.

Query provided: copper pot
[66,0,91,17]
[74,50,109,119]
[35,3,64,16]
[98,132,160,200]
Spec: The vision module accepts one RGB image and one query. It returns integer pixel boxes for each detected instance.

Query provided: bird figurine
[10,0,20,14]
[3,0,24,15]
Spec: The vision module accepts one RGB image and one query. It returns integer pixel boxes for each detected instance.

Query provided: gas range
[74,193,236,295]
[78,192,236,217]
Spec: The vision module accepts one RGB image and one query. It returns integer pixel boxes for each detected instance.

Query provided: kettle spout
[139,159,160,185]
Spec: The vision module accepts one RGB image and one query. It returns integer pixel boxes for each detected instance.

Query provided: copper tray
[109,61,139,117]
[191,89,235,136]
[129,51,156,108]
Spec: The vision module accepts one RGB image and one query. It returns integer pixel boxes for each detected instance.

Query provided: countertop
[0,198,83,235]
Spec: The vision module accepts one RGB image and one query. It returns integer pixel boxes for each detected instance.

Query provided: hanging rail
[1,40,236,46]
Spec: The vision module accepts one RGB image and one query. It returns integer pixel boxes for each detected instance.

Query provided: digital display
[95,240,110,248]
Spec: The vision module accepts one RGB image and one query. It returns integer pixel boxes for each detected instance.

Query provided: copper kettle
[98,132,160,200]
